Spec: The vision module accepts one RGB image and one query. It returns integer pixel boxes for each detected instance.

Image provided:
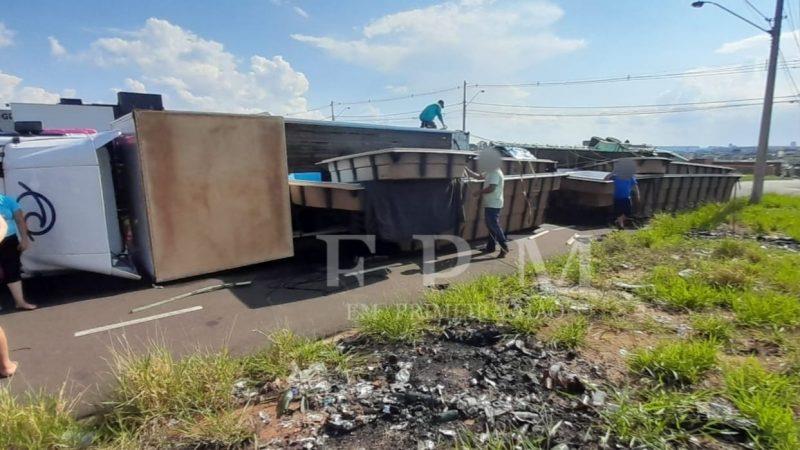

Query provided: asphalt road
[0,224,608,413]
[734,179,800,198]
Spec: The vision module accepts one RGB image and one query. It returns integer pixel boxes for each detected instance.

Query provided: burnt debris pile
[256,323,607,449]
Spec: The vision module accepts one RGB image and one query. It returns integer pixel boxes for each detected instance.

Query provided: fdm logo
[16,182,56,241]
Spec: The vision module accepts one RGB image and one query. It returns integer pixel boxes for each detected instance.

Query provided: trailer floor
[0,224,609,414]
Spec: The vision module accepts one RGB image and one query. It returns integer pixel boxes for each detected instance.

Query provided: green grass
[641,265,735,311]
[426,274,517,323]
[629,339,718,385]
[507,294,560,334]
[546,315,589,349]
[632,200,745,248]
[732,291,800,328]
[243,329,350,381]
[356,305,429,343]
[171,409,252,448]
[603,389,718,448]
[723,359,800,449]
[690,314,734,342]
[456,429,544,449]
[739,193,800,240]
[102,344,245,447]
[0,386,89,450]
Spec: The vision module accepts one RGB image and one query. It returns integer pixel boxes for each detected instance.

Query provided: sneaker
[498,248,508,258]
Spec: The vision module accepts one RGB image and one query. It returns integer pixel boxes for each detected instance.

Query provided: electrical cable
[467,99,796,118]
[470,95,796,110]
[779,50,800,99]
[743,0,771,22]
[473,60,799,88]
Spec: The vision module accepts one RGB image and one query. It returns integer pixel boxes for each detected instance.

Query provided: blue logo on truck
[16,181,56,240]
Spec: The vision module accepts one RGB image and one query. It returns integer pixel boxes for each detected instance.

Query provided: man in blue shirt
[607,173,640,229]
[419,100,446,129]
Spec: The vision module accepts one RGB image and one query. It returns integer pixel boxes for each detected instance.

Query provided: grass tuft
[426,274,514,323]
[690,314,733,342]
[641,265,734,310]
[243,329,350,381]
[602,389,717,448]
[545,315,589,349]
[356,305,429,343]
[507,295,560,334]
[103,344,244,446]
[732,291,800,328]
[723,359,800,449]
[629,339,717,385]
[0,386,88,450]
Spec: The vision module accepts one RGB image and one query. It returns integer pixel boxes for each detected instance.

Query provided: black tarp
[363,179,464,243]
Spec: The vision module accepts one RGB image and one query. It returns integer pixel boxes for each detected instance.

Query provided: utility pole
[751,0,783,204]
[461,80,467,131]
[692,0,785,203]
[330,101,335,121]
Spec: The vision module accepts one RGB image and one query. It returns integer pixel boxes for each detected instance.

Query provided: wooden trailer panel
[127,110,293,281]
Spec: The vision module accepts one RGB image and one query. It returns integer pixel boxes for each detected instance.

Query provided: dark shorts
[0,235,21,283]
[420,120,437,129]
[613,198,632,217]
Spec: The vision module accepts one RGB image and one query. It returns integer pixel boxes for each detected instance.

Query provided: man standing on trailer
[465,148,508,258]
[419,100,446,129]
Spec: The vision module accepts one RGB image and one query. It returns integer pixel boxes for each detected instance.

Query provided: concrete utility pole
[330,101,335,121]
[751,0,783,203]
[462,80,467,131]
[692,0,784,203]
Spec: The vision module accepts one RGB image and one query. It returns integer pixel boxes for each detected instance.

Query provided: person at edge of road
[0,193,36,310]
[465,148,509,258]
[419,100,446,129]
[0,215,17,378]
[606,171,640,229]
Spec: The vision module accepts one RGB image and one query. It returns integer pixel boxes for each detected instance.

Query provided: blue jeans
[484,207,508,252]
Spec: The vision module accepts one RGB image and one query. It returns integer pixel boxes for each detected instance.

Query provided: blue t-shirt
[419,104,443,122]
[612,175,638,200]
[0,194,21,237]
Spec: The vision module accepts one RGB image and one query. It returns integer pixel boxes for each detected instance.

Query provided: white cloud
[0,22,13,48]
[0,70,61,104]
[48,36,67,56]
[124,77,147,93]
[291,0,584,76]
[716,30,800,59]
[293,6,309,19]
[86,18,317,115]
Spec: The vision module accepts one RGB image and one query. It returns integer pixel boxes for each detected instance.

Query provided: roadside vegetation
[1,193,798,448]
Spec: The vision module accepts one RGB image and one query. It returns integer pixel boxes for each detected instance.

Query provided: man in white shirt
[465,149,508,258]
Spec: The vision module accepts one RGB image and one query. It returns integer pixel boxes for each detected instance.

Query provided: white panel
[10,103,115,131]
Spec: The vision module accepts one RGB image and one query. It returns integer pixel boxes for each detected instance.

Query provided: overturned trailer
[552,157,741,221]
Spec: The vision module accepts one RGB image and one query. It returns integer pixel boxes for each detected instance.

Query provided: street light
[692,0,784,204]
[461,85,485,131]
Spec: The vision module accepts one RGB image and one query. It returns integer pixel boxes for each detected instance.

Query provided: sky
[1,0,799,147]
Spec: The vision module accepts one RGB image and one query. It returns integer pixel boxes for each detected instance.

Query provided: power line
[282,104,330,117]
[467,99,796,118]
[779,50,800,98]
[743,0,771,21]
[470,95,796,110]
[473,60,800,88]
[335,85,461,106]
[785,0,800,54]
